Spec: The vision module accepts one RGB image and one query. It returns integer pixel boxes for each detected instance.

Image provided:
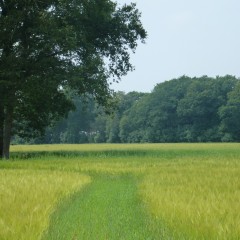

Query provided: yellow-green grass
[10,142,240,155]
[1,143,240,239]
[0,169,90,240]
[139,158,240,239]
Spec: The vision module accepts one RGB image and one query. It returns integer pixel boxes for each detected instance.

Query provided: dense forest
[13,75,240,144]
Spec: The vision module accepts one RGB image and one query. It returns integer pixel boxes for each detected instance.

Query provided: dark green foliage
[13,75,240,144]
[219,82,240,141]
[0,0,146,157]
[17,91,148,144]
[177,75,237,142]
[146,76,193,142]
[106,91,147,143]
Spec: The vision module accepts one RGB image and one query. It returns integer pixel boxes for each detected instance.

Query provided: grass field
[0,143,240,239]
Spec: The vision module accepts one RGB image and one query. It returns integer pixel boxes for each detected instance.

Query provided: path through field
[44,174,162,240]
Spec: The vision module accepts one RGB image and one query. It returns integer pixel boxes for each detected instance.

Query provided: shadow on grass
[10,150,151,160]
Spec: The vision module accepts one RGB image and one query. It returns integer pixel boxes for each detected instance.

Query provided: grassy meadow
[0,143,240,239]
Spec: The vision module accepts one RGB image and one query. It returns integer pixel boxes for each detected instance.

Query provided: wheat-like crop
[139,157,240,239]
[0,169,90,240]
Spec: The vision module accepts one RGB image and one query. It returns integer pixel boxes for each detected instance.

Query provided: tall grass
[1,143,240,239]
[0,169,90,240]
[139,151,240,239]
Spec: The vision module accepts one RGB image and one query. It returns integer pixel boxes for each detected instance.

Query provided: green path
[44,175,162,240]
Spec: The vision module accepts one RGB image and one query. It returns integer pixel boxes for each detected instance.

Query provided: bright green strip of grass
[43,174,171,240]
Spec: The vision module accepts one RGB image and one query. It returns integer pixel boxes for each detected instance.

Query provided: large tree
[0,0,146,158]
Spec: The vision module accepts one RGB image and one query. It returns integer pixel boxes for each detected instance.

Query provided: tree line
[13,75,240,144]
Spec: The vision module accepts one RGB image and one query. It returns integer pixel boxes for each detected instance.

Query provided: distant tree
[0,0,146,158]
[105,91,146,143]
[119,76,192,143]
[146,76,192,142]
[46,96,97,144]
[91,113,107,143]
[219,81,240,141]
[13,76,240,145]
[177,75,237,142]
[119,75,239,143]
[119,93,150,143]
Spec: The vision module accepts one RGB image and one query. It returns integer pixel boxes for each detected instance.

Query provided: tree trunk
[3,105,13,159]
[0,104,4,159]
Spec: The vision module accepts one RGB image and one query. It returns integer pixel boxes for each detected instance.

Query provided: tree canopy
[14,75,240,145]
[0,0,147,158]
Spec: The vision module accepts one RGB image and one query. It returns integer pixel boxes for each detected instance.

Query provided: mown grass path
[44,174,162,240]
